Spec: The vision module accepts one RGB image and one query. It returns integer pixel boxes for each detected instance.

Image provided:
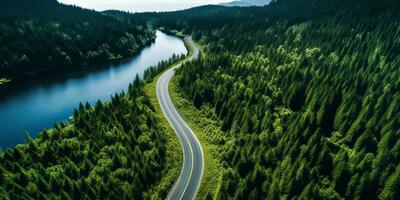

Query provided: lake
[0,31,187,150]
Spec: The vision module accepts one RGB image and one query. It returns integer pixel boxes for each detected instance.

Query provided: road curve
[156,37,203,200]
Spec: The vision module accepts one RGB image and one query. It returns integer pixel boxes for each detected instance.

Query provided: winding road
[156,37,203,200]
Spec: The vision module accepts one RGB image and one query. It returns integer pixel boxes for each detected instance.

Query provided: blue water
[0,31,187,150]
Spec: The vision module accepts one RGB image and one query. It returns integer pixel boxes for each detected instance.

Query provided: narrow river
[0,31,187,150]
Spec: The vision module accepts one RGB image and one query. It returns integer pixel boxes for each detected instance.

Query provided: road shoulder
[168,77,231,199]
[143,72,183,199]
[142,36,195,199]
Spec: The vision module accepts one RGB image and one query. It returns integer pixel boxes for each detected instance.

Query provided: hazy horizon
[57,0,232,12]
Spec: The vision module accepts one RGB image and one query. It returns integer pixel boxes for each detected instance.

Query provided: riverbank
[0,35,156,88]
[0,31,187,150]
[0,32,190,199]
[0,30,192,199]
[158,27,186,38]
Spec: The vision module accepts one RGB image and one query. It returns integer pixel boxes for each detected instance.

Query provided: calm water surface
[0,31,187,150]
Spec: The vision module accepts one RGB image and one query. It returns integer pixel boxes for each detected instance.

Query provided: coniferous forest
[145,0,400,199]
[1,0,400,199]
[0,0,155,80]
[0,77,169,199]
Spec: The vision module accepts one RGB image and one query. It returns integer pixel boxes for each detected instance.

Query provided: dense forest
[0,1,188,198]
[0,0,155,80]
[0,73,174,198]
[145,0,400,199]
[143,53,186,82]
[1,0,399,199]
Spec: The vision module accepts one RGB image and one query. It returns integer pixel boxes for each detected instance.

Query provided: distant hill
[0,0,155,80]
[220,0,271,7]
[220,1,252,7]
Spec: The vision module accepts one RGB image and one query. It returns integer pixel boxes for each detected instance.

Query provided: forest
[145,0,400,199]
[0,63,181,199]
[0,0,155,80]
[0,0,186,198]
[1,0,399,199]
[0,36,192,197]
[143,53,186,82]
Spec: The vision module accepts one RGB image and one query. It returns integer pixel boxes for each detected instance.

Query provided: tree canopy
[0,0,155,80]
[146,0,400,199]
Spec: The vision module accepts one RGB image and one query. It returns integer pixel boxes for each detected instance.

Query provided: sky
[58,0,232,12]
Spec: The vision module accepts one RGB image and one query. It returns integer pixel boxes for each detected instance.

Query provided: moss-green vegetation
[158,27,185,37]
[0,78,11,85]
[143,68,183,200]
[142,35,199,199]
[169,78,230,200]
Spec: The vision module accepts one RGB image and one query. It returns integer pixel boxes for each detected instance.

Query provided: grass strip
[143,36,194,199]
[168,78,229,200]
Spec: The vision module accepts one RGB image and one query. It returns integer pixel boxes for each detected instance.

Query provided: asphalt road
[156,37,203,200]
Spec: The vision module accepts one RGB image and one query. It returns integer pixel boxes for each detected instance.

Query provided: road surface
[156,37,203,200]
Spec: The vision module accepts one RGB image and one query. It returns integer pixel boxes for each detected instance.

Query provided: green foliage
[0,78,11,85]
[379,166,400,200]
[0,0,155,79]
[150,0,400,199]
[0,76,167,199]
[143,53,186,82]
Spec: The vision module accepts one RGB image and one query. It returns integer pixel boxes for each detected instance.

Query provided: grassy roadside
[143,75,183,199]
[169,36,228,199]
[143,37,194,199]
[144,35,227,199]
[169,78,230,200]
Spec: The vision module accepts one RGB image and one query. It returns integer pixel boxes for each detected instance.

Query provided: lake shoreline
[0,31,187,150]
[0,36,157,89]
